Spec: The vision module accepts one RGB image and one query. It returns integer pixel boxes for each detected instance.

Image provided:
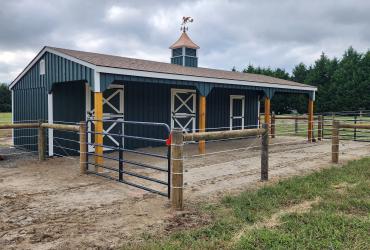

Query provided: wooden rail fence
[331,121,370,163]
[269,114,323,141]
[2,122,271,211]
[0,122,86,174]
[171,124,269,210]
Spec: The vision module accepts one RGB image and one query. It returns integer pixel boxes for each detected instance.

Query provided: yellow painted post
[264,97,271,133]
[94,92,104,172]
[199,95,206,154]
[308,99,314,142]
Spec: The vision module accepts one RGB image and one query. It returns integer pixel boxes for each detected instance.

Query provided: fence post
[79,122,87,175]
[38,122,45,161]
[171,129,184,210]
[294,114,298,134]
[354,115,357,141]
[332,120,339,163]
[261,123,269,181]
[271,112,276,139]
[118,136,123,181]
[318,115,323,141]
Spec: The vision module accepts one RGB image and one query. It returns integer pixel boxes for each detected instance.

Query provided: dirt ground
[1,136,370,249]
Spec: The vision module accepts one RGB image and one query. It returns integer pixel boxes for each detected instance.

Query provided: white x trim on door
[87,85,124,151]
[171,88,196,133]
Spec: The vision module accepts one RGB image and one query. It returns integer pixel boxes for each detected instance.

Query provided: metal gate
[85,118,171,198]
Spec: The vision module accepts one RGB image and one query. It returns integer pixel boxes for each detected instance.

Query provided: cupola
[170,17,199,67]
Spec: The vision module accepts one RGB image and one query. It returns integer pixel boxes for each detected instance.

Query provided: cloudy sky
[0,0,369,83]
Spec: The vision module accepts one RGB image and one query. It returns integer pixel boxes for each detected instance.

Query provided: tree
[240,47,370,113]
[0,83,11,112]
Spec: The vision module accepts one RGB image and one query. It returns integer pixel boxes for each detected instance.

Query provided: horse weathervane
[181,16,194,32]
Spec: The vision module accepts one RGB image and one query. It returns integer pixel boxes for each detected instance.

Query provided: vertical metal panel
[12,51,94,150]
[206,88,259,131]
[52,81,85,155]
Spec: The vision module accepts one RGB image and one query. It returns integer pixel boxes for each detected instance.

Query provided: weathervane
[181,16,194,32]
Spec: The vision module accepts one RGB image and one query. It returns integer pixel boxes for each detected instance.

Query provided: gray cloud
[0,0,369,83]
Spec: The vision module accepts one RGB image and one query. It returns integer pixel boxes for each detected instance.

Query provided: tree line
[0,83,11,112]
[241,47,370,114]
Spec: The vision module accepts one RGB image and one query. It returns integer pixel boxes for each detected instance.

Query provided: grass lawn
[125,158,370,249]
[0,112,11,123]
[0,112,12,138]
[261,114,370,141]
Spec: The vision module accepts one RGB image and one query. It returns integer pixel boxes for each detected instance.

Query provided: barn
[9,30,317,156]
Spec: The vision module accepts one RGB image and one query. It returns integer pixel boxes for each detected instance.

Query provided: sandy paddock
[1,136,370,249]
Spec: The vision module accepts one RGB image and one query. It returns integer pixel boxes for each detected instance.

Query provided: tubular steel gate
[85,118,171,198]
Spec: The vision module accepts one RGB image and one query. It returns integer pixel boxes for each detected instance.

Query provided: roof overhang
[9,47,317,93]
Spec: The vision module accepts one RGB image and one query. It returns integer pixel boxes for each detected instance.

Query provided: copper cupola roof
[169,31,200,49]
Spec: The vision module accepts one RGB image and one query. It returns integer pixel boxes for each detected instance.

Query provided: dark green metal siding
[123,82,182,148]
[207,88,259,130]
[13,52,94,92]
[13,87,48,152]
[12,51,94,150]
[184,56,197,67]
[109,81,259,149]
[171,56,183,66]
[52,81,85,156]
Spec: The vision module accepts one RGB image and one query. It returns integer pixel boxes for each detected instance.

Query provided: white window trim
[230,95,245,130]
[40,59,45,75]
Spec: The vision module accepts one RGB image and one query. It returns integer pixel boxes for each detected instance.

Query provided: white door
[87,85,124,151]
[171,89,196,133]
[230,95,245,130]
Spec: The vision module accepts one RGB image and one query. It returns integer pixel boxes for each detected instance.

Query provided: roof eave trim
[9,47,317,93]
[96,66,317,92]
[9,47,96,90]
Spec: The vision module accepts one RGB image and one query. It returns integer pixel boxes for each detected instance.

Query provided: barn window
[39,59,45,75]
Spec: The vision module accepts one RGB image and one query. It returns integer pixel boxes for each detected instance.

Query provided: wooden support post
[318,115,323,141]
[261,123,269,181]
[38,123,45,161]
[198,95,206,154]
[308,99,314,142]
[79,122,87,175]
[264,96,271,132]
[332,120,339,163]
[171,129,184,210]
[94,92,104,172]
[295,114,298,134]
[271,112,276,138]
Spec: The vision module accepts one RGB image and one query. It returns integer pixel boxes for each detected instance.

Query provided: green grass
[261,114,370,140]
[124,158,370,249]
[0,112,11,123]
[0,112,12,138]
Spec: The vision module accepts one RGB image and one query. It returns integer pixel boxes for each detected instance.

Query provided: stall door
[171,89,196,133]
[88,86,124,150]
[230,95,245,130]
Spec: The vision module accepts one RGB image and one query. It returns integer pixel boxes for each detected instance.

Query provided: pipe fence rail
[85,118,171,198]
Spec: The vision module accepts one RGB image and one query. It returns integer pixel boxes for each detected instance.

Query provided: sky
[0,0,369,84]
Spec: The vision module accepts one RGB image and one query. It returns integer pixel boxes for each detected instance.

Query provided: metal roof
[10,46,317,92]
[51,47,314,89]
[169,31,200,49]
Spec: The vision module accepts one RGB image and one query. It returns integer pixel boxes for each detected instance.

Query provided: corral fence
[321,110,370,142]
[0,121,270,211]
[259,110,370,142]
[331,121,370,163]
